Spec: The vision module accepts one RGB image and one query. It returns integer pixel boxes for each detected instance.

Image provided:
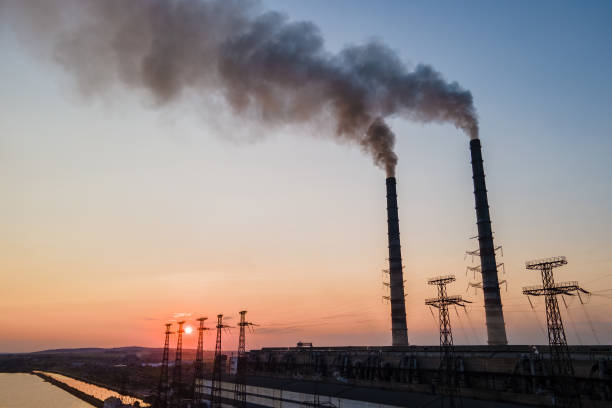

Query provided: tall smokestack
[386,177,409,346]
[469,139,508,345]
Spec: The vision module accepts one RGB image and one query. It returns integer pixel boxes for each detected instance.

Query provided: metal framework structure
[465,263,504,278]
[170,321,186,407]
[156,323,173,408]
[425,275,471,407]
[234,311,257,408]
[464,245,502,262]
[522,256,589,407]
[381,270,406,305]
[212,314,231,408]
[193,317,210,407]
[467,280,507,296]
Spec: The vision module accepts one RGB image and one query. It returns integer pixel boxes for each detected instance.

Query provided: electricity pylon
[234,311,257,408]
[193,317,210,407]
[467,280,507,296]
[170,321,185,407]
[425,275,471,408]
[212,314,231,408]
[522,256,589,407]
[156,323,173,408]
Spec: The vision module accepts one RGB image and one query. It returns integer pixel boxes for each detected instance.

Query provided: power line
[561,296,584,345]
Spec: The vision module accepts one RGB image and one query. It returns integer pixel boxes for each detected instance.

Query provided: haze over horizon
[1,0,612,353]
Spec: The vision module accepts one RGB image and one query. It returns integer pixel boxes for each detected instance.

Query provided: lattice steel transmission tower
[522,256,589,407]
[467,280,507,296]
[425,275,471,407]
[193,317,210,407]
[170,321,186,407]
[212,314,231,408]
[234,311,257,408]
[156,323,173,408]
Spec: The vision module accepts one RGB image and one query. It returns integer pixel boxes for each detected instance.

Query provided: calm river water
[0,373,94,408]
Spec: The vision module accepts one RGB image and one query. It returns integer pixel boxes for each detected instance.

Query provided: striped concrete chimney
[470,138,508,345]
[386,177,409,346]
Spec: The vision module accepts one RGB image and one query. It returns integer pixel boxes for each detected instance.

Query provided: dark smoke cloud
[365,118,397,177]
[1,0,479,176]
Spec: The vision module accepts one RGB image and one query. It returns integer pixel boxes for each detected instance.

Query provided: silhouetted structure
[212,314,230,408]
[156,323,173,408]
[523,256,589,407]
[170,321,185,407]
[426,275,471,407]
[469,138,507,345]
[193,317,209,407]
[234,311,257,408]
[386,177,409,346]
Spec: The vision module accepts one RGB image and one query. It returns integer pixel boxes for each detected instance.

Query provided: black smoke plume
[1,0,479,176]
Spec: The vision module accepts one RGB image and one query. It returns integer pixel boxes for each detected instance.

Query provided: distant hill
[1,345,229,374]
[31,346,234,354]
[33,347,163,354]
[23,346,223,364]
[32,347,107,354]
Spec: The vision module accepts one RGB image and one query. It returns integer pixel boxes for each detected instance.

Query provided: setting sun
[184,326,193,335]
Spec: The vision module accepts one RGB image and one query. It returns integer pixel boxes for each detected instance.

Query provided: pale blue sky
[1,1,611,351]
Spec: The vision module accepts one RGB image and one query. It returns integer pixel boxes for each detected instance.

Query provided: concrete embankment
[32,371,103,408]
[45,369,150,402]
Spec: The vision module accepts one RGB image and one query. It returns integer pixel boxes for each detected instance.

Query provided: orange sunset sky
[2,0,612,353]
